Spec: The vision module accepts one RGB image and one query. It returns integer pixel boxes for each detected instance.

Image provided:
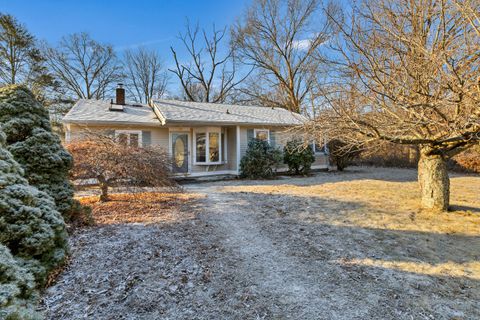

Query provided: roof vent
[109,98,124,112]
[226,109,230,114]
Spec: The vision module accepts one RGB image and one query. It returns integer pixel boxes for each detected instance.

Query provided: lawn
[42,167,480,319]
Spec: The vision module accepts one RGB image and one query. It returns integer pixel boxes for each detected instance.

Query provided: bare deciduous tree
[309,0,480,210]
[231,0,336,112]
[43,33,122,100]
[170,21,246,103]
[123,47,169,105]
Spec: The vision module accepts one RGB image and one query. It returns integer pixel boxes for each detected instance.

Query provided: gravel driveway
[42,168,480,319]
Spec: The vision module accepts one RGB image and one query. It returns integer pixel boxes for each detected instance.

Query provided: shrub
[452,145,480,173]
[240,138,282,179]
[283,139,315,175]
[0,130,68,286]
[327,139,361,171]
[0,85,82,220]
[67,135,178,201]
[356,142,419,168]
[0,245,41,320]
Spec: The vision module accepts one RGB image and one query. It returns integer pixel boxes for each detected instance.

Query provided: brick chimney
[115,83,125,105]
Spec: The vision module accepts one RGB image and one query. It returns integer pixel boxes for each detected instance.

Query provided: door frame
[169,128,191,174]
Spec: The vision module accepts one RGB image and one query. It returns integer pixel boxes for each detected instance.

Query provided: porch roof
[63,99,306,126]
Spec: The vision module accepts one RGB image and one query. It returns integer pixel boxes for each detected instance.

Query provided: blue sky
[0,0,251,92]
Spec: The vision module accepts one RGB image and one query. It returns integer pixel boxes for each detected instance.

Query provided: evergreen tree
[240,139,282,179]
[0,128,68,285]
[0,13,55,101]
[0,84,77,219]
[283,140,315,175]
[0,245,41,320]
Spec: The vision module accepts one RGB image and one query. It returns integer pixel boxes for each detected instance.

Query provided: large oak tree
[311,0,480,210]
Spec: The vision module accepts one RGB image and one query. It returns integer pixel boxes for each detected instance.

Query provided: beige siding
[67,124,169,150]
[239,125,294,158]
[66,123,325,176]
[152,128,169,148]
[239,126,249,158]
[312,154,328,167]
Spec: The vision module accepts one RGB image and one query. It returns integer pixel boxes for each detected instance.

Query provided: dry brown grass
[220,175,480,236]
[217,168,480,281]
[78,192,203,225]
[338,258,480,280]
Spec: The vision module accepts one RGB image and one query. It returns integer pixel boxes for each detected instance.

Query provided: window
[194,127,226,164]
[118,133,128,146]
[312,139,328,154]
[130,133,139,147]
[254,129,270,142]
[115,130,142,147]
[209,132,219,162]
[196,133,206,162]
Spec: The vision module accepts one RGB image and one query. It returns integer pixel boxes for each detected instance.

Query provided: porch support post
[236,125,241,175]
[65,123,71,143]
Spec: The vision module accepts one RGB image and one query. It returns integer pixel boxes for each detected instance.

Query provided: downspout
[236,125,241,175]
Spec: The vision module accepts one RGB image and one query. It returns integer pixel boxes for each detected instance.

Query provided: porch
[168,125,329,177]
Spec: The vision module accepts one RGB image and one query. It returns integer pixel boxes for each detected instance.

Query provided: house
[63,85,328,177]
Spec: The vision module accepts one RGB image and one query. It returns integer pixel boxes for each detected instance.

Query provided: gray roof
[153,100,305,126]
[63,99,305,126]
[63,99,160,126]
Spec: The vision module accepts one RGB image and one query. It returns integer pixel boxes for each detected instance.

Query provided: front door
[171,133,189,173]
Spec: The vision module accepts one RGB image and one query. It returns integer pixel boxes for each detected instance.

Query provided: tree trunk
[418,152,449,211]
[98,176,109,202]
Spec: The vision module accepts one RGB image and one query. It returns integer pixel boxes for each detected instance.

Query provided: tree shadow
[218,190,480,264]
[449,204,480,214]
[202,189,480,318]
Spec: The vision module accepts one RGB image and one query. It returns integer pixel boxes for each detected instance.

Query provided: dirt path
[194,187,340,319]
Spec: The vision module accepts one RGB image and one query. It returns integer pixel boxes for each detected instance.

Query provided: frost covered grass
[42,167,480,319]
[220,167,480,236]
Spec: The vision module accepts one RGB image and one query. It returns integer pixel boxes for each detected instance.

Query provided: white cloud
[292,38,312,50]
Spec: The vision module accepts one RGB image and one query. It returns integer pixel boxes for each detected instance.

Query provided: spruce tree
[0,245,41,320]
[0,129,68,285]
[0,84,77,219]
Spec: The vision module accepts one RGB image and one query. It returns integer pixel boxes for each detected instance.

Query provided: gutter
[62,119,163,127]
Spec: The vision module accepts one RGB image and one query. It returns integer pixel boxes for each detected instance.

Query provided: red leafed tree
[67,135,178,201]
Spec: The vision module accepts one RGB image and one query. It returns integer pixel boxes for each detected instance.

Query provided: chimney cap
[117,83,124,88]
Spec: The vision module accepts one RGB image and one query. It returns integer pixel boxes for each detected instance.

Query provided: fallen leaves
[78,192,203,225]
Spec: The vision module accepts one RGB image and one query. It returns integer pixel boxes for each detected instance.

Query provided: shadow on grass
[214,190,480,270]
